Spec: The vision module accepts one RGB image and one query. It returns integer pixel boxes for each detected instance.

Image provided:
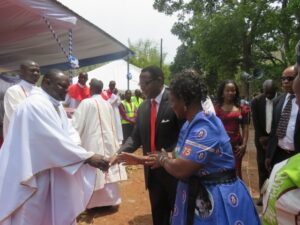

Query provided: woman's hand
[116,152,149,165]
[234,145,247,159]
[145,149,168,169]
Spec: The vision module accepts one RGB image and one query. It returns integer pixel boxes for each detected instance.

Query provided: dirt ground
[78,127,261,225]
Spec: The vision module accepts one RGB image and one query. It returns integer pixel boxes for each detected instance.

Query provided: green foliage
[153,0,300,96]
[128,39,171,84]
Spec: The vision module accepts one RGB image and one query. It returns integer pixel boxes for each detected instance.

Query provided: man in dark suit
[265,66,300,172]
[117,66,181,225]
[251,79,277,206]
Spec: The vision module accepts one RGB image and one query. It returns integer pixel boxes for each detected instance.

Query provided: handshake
[85,154,111,172]
[85,153,127,172]
[85,149,170,172]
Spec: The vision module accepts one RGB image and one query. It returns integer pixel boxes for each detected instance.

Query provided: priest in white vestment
[0,69,109,225]
[107,88,123,144]
[3,60,40,137]
[72,79,127,209]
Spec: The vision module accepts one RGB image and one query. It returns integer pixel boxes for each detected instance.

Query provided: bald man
[0,69,109,225]
[3,60,40,137]
[64,72,90,109]
[101,80,116,101]
[265,66,300,171]
[251,79,278,205]
[262,69,300,225]
[72,78,127,209]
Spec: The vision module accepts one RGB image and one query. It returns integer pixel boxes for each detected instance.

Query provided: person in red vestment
[64,72,90,109]
[101,80,116,101]
[214,80,250,179]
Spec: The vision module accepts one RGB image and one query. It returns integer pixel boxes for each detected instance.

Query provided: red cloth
[101,89,112,101]
[150,100,157,153]
[68,83,90,101]
[215,104,250,179]
[214,104,250,145]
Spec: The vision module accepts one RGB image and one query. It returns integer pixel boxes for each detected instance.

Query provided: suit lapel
[275,94,286,121]
[155,90,168,130]
[145,99,151,128]
[260,96,266,130]
[294,110,300,148]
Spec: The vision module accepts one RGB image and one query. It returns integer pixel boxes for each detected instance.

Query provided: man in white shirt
[251,79,277,206]
[72,79,127,209]
[265,66,300,171]
[3,60,40,137]
[100,80,123,143]
[0,69,109,225]
[107,88,123,144]
[262,64,300,225]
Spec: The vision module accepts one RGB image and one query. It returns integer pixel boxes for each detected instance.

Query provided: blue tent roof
[0,0,133,73]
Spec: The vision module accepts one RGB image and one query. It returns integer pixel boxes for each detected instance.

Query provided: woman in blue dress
[117,69,261,225]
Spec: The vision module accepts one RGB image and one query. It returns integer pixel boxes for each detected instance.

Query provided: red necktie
[150,99,157,153]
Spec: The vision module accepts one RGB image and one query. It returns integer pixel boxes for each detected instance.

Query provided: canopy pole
[43,17,78,81]
[160,38,163,69]
[127,55,130,91]
[68,29,78,82]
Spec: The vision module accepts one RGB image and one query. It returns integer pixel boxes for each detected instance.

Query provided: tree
[128,39,171,84]
[153,0,300,96]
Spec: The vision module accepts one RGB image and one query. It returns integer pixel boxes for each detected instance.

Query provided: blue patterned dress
[171,112,261,225]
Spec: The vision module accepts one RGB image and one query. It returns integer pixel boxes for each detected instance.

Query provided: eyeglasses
[139,79,155,87]
[281,76,295,82]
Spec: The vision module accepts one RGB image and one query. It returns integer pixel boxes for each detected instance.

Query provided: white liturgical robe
[3,80,35,137]
[0,88,96,225]
[72,94,127,208]
[108,93,123,143]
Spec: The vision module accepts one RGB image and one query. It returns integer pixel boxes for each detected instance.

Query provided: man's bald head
[90,78,103,95]
[41,69,70,101]
[281,66,297,94]
[78,72,88,86]
[109,80,116,92]
[19,60,40,84]
[263,79,277,100]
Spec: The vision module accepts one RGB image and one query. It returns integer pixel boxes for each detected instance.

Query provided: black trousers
[148,168,177,225]
[271,146,297,168]
[122,123,134,144]
[254,137,269,190]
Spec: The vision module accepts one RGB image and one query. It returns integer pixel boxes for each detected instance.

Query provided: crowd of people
[0,43,300,225]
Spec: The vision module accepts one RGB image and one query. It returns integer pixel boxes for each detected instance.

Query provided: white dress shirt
[278,93,299,151]
[152,87,165,115]
[265,95,276,134]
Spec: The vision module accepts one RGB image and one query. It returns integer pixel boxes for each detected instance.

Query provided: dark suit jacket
[251,93,269,139]
[266,93,300,163]
[119,89,182,187]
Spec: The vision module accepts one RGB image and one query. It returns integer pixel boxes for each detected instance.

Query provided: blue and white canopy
[0,0,133,73]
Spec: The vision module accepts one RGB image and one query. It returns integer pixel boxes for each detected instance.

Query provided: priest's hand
[86,154,109,172]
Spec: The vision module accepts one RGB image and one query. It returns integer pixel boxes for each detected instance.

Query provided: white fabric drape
[72,95,127,207]
[0,88,96,225]
[3,80,35,137]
